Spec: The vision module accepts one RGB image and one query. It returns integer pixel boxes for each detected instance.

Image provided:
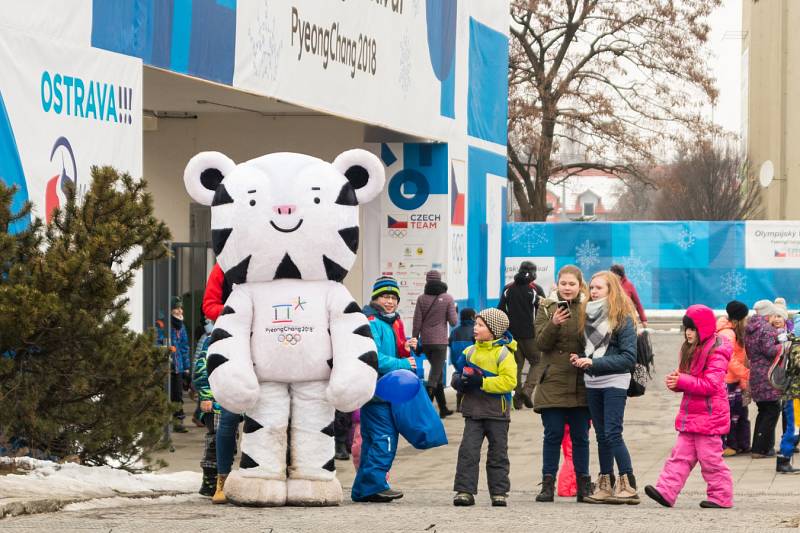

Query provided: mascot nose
[273,205,297,215]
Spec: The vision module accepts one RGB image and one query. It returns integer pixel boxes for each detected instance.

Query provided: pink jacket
[674,305,732,435]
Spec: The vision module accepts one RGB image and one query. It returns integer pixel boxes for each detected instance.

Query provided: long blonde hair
[585,271,637,331]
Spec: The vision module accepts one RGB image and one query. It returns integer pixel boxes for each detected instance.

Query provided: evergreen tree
[0,167,172,468]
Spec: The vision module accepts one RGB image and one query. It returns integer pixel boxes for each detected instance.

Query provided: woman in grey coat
[413,270,458,417]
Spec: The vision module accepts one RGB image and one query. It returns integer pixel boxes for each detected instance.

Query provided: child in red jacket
[645,305,733,509]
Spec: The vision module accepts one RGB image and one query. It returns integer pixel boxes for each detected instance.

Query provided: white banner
[745,221,800,269]
[0,28,143,327]
[234,0,457,142]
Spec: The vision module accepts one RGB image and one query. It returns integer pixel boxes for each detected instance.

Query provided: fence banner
[503,221,800,310]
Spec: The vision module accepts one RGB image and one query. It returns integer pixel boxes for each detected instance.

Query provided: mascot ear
[184,151,237,206]
[332,149,385,205]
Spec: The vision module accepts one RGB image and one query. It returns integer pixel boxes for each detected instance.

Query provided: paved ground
[3,332,799,532]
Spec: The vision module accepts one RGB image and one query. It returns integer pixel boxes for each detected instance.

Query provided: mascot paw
[287,478,343,507]
[210,368,260,413]
[224,472,287,507]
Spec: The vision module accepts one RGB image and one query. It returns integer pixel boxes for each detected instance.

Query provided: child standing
[449,308,476,412]
[645,304,734,509]
[193,333,220,498]
[716,301,751,457]
[452,308,517,507]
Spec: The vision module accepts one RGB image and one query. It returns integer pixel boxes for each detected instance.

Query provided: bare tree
[509,0,721,220]
[654,141,762,220]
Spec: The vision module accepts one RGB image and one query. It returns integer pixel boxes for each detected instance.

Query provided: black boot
[335,440,350,461]
[777,455,800,474]
[535,474,555,502]
[199,467,217,497]
[434,384,453,418]
[576,475,593,503]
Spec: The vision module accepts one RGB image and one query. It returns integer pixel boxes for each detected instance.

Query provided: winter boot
[584,474,614,504]
[777,455,800,474]
[212,474,228,504]
[434,384,453,418]
[609,473,640,504]
[535,474,555,502]
[576,475,593,503]
[199,467,217,497]
[335,440,350,461]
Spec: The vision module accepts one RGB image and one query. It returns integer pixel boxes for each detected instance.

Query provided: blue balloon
[375,369,421,404]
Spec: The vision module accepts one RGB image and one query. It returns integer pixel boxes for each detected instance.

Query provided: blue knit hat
[371,276,400,302]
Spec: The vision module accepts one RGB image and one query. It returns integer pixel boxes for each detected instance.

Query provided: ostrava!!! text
[291,6,377,79]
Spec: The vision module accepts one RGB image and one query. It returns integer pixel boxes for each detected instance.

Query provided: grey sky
[707,0,743,136]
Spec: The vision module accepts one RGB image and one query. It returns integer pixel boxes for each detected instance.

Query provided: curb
[0,490,191,519]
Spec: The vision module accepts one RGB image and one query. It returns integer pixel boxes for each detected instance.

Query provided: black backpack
[628,330,655,397]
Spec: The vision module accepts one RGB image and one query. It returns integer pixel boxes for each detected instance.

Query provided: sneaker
[699,500,730,508]
[608,473,640,505]
[777,456,800,474]
[453,492,475,506]
[722,447,737,457]
[491,494,507,507]
[644,485,672,507]
[363,489,403,503]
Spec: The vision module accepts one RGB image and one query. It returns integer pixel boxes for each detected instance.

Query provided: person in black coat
[498,261,546,409]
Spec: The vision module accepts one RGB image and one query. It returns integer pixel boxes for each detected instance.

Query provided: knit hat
[171,296,183,310]
[753,299,773,316]
[774,297,789,320]
[371,276,400,302]
[426,270,442,283]
[725,300,748,321]
[476,308,509,339]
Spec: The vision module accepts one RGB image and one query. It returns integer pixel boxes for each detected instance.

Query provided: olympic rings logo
[277,333,302,346]
[387,229,407,238]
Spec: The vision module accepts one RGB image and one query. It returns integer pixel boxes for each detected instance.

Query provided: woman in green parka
[532,264,591,503]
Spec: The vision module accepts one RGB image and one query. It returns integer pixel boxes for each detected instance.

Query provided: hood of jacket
[424,280,448,296]
[686,304,716,343]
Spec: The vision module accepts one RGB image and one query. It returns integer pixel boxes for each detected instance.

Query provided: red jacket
[202,264,227,322]
[620,276,646,323]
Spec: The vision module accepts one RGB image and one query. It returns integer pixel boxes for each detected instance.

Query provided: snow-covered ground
[0,457,199,501]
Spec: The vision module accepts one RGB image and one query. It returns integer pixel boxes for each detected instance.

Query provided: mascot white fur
[184,149,383,506]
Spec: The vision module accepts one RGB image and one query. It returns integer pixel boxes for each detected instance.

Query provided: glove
[460,368,484,391]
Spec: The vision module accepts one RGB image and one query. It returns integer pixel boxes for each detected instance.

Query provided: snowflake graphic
[720,270,747,297]
[622,254,652,288]
[575,240,600,271]
[249,2,282,83]
[677,228,696,251]
[509,225,549,255]
[398,32,412,94]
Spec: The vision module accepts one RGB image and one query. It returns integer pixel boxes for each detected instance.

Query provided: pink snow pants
[655,432,733,507]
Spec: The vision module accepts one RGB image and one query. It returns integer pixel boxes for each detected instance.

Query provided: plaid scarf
[584,298,611,359]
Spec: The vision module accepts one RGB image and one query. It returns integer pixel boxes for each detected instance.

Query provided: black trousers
[424,344,448,388]
[453,418,510,496]
[170,372,185,420]
[334,410,353,448]
[752,400,782,454]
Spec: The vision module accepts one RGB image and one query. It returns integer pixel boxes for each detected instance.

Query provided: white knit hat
[774,297,789,320]
[754,299,776,316]
[477,308,510,339]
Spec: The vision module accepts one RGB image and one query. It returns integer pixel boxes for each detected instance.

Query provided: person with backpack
[644,304,733,509]
[570,271,639,504]
[449,308,476,412]
[498,261,546,409]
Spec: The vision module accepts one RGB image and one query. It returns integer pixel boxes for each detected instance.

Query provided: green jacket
[532,297,587,412]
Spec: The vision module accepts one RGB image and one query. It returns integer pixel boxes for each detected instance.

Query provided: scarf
[171,315,184,331]
[584,298,611,359]
[369,302,398,324]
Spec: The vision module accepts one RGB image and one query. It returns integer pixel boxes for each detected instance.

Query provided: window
[583,202,595,216]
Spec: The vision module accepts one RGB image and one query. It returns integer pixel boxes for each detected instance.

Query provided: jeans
[215,408,241,475]
[586,387,633,476]
[752,400,781,454]
[540,407,591,477]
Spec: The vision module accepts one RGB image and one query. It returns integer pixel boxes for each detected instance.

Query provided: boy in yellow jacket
[452,308,517,507]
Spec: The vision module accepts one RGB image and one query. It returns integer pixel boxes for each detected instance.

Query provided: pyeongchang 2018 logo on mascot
[45,136,78,224]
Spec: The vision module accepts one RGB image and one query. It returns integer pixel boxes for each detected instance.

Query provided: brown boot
[609,473,640,505]
[212,474,228,504]
[584,474,614,504]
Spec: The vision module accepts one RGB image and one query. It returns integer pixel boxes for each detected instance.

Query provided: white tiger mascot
[183,149,383,506]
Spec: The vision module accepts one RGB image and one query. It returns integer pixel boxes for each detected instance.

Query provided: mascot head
[184,149,385,284]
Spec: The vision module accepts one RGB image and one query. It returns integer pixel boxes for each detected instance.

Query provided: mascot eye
[314,197,321,204]
[249,199,256,206]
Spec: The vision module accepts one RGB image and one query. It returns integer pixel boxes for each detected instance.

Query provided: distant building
[510,168,625,221]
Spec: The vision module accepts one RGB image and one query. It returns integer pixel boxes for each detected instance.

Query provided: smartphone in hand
[557,300,571,317]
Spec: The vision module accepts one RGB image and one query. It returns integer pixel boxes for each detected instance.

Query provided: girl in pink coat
[645,304,734,508]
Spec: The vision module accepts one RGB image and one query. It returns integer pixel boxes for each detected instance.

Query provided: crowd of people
[165,261,799,508]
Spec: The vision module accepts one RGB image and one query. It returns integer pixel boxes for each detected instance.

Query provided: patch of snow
[62,493,202,511]
[0,457,199,500]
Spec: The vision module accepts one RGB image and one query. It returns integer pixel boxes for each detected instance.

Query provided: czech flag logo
[388,215,408,229]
